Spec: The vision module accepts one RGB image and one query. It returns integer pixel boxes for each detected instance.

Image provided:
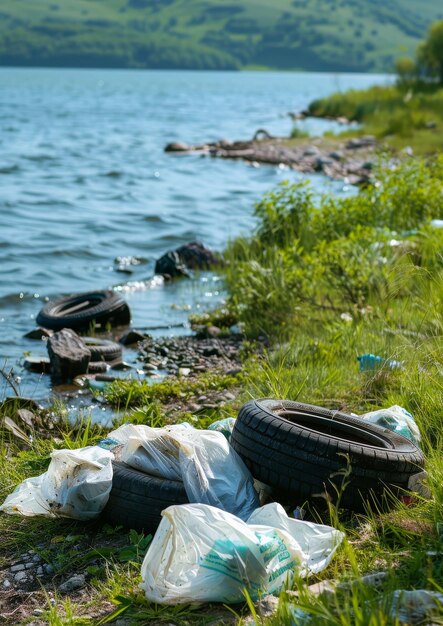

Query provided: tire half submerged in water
[102,462,188,533]
[230,399,425,510]
[82,337,122,362]
[36,290,130,332]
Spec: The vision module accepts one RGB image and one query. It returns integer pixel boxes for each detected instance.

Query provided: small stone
[187,403,202,412]
[329,150,344,161]
[206,325,221,338]
[110,360,132,371]
[144,363,158,372]
[178,367,191,377]
[32,555,41,563]
[226,367,242,376]
[36,567,44,576]
[3,579,11,588]
[44,564,54,575]
[224,392,236,401]
[303,146,320,156]
[23,356,51,373]
[194,365,206,372]
[24,327,53,340]
[59,573,86,593]
[255,595,279,618]
[25,562,35,569]
[118,329,146,345]
[164,141,192,152]
[11,563,26,572]
[14,571,27,582]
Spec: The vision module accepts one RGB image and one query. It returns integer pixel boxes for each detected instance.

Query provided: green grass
[308,82,443,154]
[1,0,442,71]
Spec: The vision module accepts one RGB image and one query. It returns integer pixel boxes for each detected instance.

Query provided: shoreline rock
[165,134,378,185]
[155,241,220,279]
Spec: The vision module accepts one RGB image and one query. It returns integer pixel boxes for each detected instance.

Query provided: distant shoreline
[0,63,387,75]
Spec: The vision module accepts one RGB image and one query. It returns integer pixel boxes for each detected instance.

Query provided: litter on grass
[357,353,403,372]
[116,422,259,520]
[361,405,421,445]
[141,502,344,604]
[0,446,114,520]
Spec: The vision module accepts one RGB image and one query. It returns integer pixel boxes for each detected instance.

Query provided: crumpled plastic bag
[207,417,236,441]
[117,422,259,520]
[361,405,421,445]
[140,502,344,605]
[0,446,114,520]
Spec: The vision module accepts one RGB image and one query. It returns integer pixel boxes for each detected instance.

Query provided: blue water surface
[0,68,390,403]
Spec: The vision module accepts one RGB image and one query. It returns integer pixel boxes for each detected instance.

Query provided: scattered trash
[387,589,443,624]
[361,405,421,445]
[357,353,403,372]
[140,502,344,604]
[208,416,236,440]
[118,422,259,520]
[0,447,114,520]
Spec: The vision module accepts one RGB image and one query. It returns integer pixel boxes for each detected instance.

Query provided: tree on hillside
[395,56,416,86]
[417,20,443,84]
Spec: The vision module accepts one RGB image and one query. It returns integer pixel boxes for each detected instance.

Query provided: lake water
[0,68,389,404]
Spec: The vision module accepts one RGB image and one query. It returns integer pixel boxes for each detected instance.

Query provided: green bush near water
[226,157,443,339]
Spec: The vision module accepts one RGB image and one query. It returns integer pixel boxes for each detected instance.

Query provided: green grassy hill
[1,0,443,72]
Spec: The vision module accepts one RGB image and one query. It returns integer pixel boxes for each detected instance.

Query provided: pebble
[3,579,11,588]
[14,571,27,582]
[59,573,86,593]
[44,564,54,575]
[11,563,26,572]
[226,367,242,375]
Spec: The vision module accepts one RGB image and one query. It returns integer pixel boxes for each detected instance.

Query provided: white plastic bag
[120,423,259,520]
[140,502,344,605]
[361,405,421,445]
[247,503,344,575]
[0,446,114,520]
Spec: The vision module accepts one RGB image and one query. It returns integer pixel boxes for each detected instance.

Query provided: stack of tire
[36,290,130,371]
[102,399,424,533]
[230,399,425,511]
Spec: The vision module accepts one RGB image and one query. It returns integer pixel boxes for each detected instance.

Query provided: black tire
[82,337,122,362]
[101,461,188,533]
[230,399,424,510]
[36,291,130,332]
